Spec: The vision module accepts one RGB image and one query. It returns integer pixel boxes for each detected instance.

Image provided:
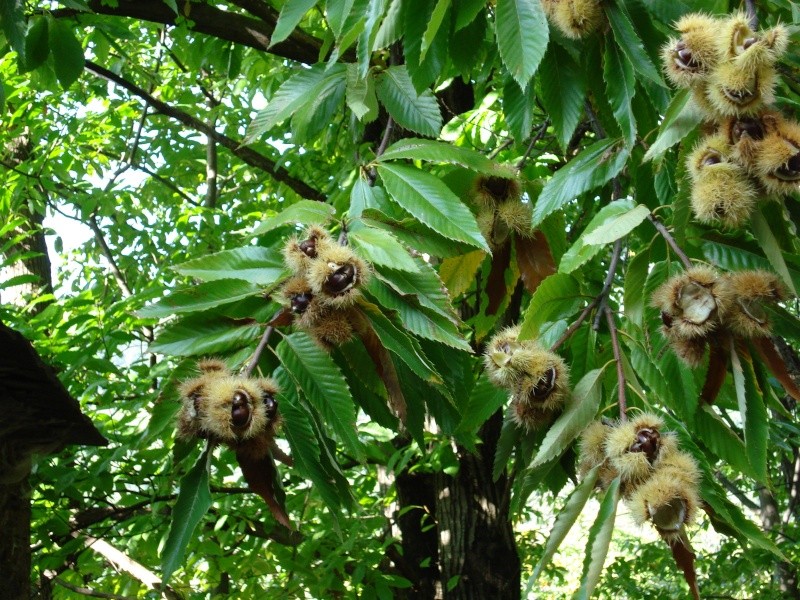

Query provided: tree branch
[52,0,323,65]
[605,307,628,421]
[84,60,325,202]
[647,214,692,269]
[53,577,137,600]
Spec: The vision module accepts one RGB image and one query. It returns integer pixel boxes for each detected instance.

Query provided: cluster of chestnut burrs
[541,0,603,40]
[280,225,369,349]
[663,12,798,228]
[579,414,701,541]
[472,174,533,250]
[483,326,571,431]
[651,265,786,367]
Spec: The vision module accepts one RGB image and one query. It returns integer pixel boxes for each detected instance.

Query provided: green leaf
[455,374,508,435]
[420,0,450,61]
[527,465,600,587]
[345,63,379,121]
[149,316,262,357]
[375,261,458,322]
[48,18,85,89]
[539,43,586,152]
[730,344,769,484]
[360,301,443,385]
[518,273,583,339]
[751,207,797,296]
[493,410,523,480]
[438,250,486,299]
[361,208,476,258]
[173,246,288,285]
[276,332,365,461]
[528,367,605,470]
[503,77,535,142]
[1,0,25,56]
[252,200,335,235]
[138,279,263,318]
[532,138,630,229]
[573,477,620,600]
[271,0,318,46]
[694,406,757,480]
[378,163,489,251]
[23,17,49,72]
[582,204,649,246]
[375,66,442,137]
[349,226,419,272]
[643,89,701,163]
[495,0,549,91]
[558,198,636,273]
[377,138,502,174]
[604,2,663,88]
[624,246,650,326]
[161,446,213,583]
[702,238,800,292]
[603,33,636,148]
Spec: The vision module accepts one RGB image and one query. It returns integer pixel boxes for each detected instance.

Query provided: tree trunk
[0,480,32,600]
[435,412,520,599]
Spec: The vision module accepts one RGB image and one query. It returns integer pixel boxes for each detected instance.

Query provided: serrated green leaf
[455,374,508,435]
[420,0,450,61]
[271,0,318,46]
[161,446,212,583]
[603,33,636,148]
[751,207,797,296]
[604,2,663,88]
[624,246,650,326]
[173,246,288,285]
[455,0,485,30]
[493,410,523,480]
[375,260,457,322]
[149,316,262,357]
[375,66,442,137]
[539,43,586,152]
[518,273,583,339]
[558,198,636,273]
[360,301,443,385]
[495,0,549,90]
[730,344,769,483]
[377,138,503,174]
[48,18,85,89]
[643,89,701,163]
[1,0,25,57]
[527,465,600,588]
[252,200,335,235]
[702,238,800,292]
[573,477,620,600]
[23,17,49,72]
[657,349,698,419]
[528,367,605,470]
[583,204,649,245]
[503,77,535,142]
[378,163,489,251]
[276,332,365,461]
[349,226,419,272]
[694,406,756,480]
[290,66,347,141]
[138,279,263,318]
[532,138,630,229]
[438,250,486,299]
[346,63,379,121]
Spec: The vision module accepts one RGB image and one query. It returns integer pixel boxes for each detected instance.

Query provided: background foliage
[1,0,800,598]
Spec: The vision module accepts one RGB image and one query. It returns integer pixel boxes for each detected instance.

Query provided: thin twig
[550,297,600,353]
[606,308,628,421]
[516,119,550,171]
[647,214,692,269]
[244,325,275,377]
[593,238,625,330]
[375,116,395,158]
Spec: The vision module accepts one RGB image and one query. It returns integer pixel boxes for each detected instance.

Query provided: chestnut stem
[647,214,692,269]
[605,307,628,421]
[244,307,286,377]
[745,0,758,29]
[516,119,550,172]
[593,238,624,331]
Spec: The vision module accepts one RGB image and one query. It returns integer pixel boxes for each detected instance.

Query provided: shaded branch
[605,307,628,421]
[52,577,137,600]
[84,60,325,202]
[648,213,692,269]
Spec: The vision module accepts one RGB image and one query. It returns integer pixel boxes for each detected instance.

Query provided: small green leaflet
[582,204,650,245]
[643,89,701,163]
[349,226,419,272]
[751,207,797,296]
[345,63,379,121]
[495,0,549,91]
[161,445,213,584]
[527,366,605,470]
[377,138,502,174]
[252,200,334,235]
[173,246,288,285]
[604,1,663,88]
[518,273,583,339]
[420,0,450,61]
[527,465,600,590]
[730,343,769,484]
[377,163,489,251]
[532,138,630,229]
[374,65,442,137]
[455,374,508,436]
[573,477,620,600]
[271,0,318,47]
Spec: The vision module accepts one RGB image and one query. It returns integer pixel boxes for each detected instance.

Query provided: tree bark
[0,480,32,600]
[435,412,520,599]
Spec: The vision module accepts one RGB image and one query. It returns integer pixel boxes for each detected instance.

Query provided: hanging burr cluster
[483,325,571,431]
[280,225,369,349]
[541,0,603,39]
[661,12,797,228]
[651,265,787,366]
[471,174,532,249]
[578,414,701,540]
[177,359,281,456]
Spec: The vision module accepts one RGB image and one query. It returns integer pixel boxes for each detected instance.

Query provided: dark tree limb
[84,60,325,202]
